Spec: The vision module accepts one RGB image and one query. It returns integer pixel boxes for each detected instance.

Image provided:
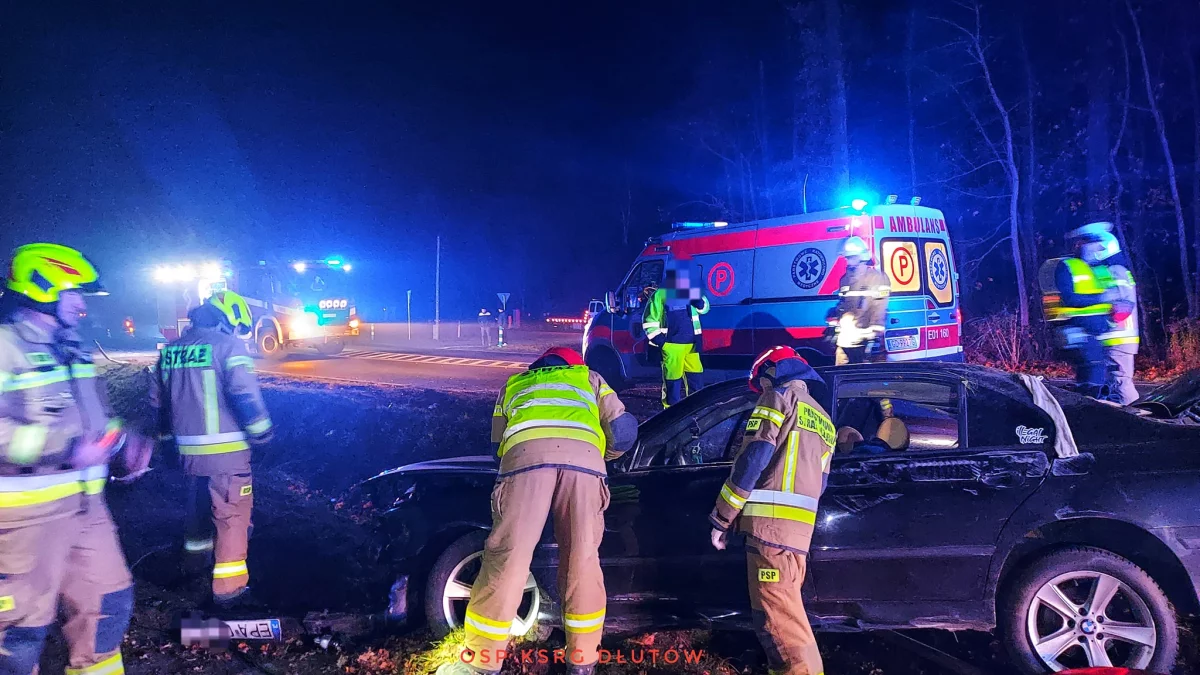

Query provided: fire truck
[153,257,359,359]
[582,197,962,387]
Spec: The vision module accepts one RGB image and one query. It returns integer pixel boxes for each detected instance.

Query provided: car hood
[1132,368,1200,420]
[363,455,497,483]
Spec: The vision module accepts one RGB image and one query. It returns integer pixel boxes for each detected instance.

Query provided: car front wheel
[424,531,543,639]
[1000,546,1178,673]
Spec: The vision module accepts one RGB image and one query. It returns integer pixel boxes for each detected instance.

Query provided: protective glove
[71,419,126,469]
[112,432,154,483]
[710,527,727,551]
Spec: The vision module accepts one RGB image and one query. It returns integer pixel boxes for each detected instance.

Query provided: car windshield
[284,267,350,300]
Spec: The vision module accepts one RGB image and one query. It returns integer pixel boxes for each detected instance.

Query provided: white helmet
[841,236,869,263]
[1068,222,1120,263]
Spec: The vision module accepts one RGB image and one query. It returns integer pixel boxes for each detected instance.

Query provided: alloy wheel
[442,550,540,636]
[1026,570,1156,671]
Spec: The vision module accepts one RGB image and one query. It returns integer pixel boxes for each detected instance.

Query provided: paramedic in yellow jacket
[438,347,637,675]
[0,244,153,675]
[710,346,835,675]
[642,261,710,407]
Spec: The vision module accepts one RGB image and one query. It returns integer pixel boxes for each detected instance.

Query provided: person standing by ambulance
[830,236,891,365]
[710,346,834,675]
[642,261,710,407]
[439,347,637,675]
[0,243,153,675]
[150,290,273,608]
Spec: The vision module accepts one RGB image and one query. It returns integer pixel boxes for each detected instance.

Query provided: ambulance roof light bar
[911,196,922,206]
[671,221,729,230]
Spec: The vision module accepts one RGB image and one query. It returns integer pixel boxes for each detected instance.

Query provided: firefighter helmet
[1067,222,1120,263]
[207,290,253,337]
[538,346,585,367]
[6,243,107,306]
[749,345,806,393]
[841,236,870,263]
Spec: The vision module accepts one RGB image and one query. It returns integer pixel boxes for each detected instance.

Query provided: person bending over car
[710,346,835,675]
[439,347,637,675]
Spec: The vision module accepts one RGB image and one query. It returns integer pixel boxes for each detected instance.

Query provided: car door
[808,371,1051,604]
[599,387,756,617]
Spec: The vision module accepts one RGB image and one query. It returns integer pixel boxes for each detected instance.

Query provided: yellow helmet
[207,290,253,336]
[6,243,107,305]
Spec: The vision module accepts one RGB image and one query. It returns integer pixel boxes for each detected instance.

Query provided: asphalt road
[256,347,533,390]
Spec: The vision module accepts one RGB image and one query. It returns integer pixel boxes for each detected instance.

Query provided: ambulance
[582,199,962,387]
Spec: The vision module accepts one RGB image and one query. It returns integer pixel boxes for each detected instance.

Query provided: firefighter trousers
[463,468,610,671]
[184,473,253,598]
[0,499,133,675]
[1105,349,1138,405]
[747,543,823,675]
[661,343,703,407]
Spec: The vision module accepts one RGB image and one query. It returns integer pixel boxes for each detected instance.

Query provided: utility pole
[433,236,441,340]
[406,290,412,340]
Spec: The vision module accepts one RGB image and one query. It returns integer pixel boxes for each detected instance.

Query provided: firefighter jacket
[1039,257,1114,342]
[150,326,272,477]
[491,364,634,478]
[834,265,890,341]
[643,288,710,350]
[710,364,835,555]
[0,315,115,527]
[1099,262,1138,354]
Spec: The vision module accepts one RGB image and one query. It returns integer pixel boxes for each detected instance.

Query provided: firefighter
[438,347,637,675]
[642,261,710,407]
[830,236,890,365]
[150,290,273,608]
[1069,222,1140,404]
[0,243,153,675]
[1039,226,1123,400]
[478,308,493,348]
[710,345,834,675]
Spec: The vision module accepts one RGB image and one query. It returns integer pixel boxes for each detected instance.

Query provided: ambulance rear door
[874,206,961,361]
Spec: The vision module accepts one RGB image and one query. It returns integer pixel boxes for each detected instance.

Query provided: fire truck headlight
[293,262,307,273]
[202,263,221,279]
[153,266,171,283]
[348,318,360,329]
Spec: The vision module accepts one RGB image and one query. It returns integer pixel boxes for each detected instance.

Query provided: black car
[359,363,1200,674]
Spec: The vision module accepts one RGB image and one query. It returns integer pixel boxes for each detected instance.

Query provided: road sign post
[406,290,412,340]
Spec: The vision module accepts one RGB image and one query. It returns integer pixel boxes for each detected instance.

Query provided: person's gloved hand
[710,527,727,551]
[112,432,154,483]
[71,420,126,468]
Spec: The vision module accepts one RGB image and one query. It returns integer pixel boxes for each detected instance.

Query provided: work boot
[434,662,495,675]
[211,586,262,613]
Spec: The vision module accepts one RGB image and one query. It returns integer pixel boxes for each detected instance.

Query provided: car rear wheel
[424,531,542,639]
[1000,546,1177,673]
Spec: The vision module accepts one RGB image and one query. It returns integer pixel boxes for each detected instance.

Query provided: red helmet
[539,346,585,367]
[749,346,805,393]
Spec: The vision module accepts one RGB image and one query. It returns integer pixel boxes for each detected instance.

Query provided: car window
[620,259,665,312]
[638,390,756,468]
[834,378,961,452]
[967,385,1055,448]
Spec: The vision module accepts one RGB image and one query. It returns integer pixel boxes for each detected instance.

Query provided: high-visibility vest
[497,365,605,457]
[1039,258,1113,321]
[1097,265,1139,347]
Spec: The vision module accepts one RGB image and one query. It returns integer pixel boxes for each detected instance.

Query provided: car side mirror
[605,290,621,314]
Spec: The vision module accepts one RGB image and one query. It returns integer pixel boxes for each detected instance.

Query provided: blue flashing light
[850,198,869,211]
[326,258,342,266]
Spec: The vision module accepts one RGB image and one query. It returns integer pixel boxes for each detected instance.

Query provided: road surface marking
[342,349,527,369]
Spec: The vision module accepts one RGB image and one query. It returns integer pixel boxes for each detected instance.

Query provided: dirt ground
[41,364,1027,674]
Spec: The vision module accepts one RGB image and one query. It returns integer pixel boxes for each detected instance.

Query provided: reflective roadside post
[497,292,510,348]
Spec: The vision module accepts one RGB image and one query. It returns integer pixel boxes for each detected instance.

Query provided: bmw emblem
[791,248,827,290]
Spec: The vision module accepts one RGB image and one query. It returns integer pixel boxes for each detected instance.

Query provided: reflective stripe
[751,406,785,426]
[563,609,605,633]
[175,431,247,445]
[178,441,249,455]
[505,383,597,411]
[747,489,819,511]
[213,560,248,579]
[203,369,219,435]
[741,502,817,525]
[502,418,600,442]
[500,427,602,456]
[70,363,97,378]
[645,328,665,339]
[1100,334,1140,346]
[184,538,214,552]
[719,483,746,509]
[507,397,594,411]
[66,652,124,675]
[781,431,798,493]
[493,405,505,417]
[225,356,255,371]
[0,467,108,508]
[2,366,70,392]
[599,384,615,397]
[246,418,273,436]
[7,424,49,464]
[464,610,512,639]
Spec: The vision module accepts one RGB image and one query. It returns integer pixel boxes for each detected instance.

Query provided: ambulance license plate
[886,334,920,352]
[224,619,282,641]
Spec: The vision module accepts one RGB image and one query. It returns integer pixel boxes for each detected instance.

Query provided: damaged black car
[359,362,1200,674]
